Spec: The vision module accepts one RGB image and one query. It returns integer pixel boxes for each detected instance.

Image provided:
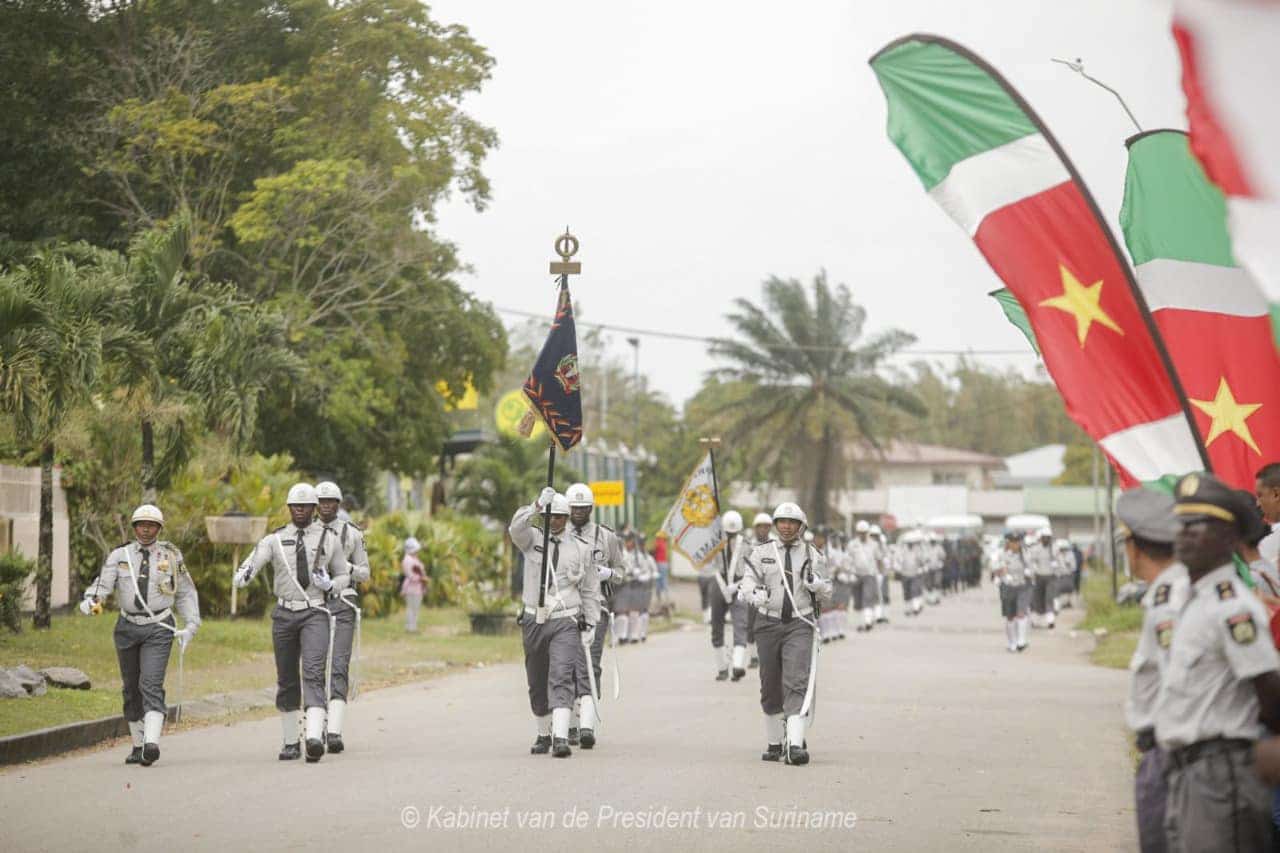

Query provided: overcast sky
[430,0,1187,408]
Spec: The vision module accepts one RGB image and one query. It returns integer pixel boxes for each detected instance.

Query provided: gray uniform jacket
[237,522,350,605]
[1154,562,1280,750]
[1127,562,1190,733]
[729,533,776,582]
[898,545,923,578]
[510,504,601,626]
[85,540,201,632]
[847,539,877,578]
[325,519,370,586]
[570,519,624,583]
[1026,543,1057,577]
[996,550,1031,586]
[739,539,833,618]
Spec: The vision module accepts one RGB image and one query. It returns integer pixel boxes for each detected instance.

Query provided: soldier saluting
[510,488,601,758]
[315,481,369,754]
[234,483,350,762]
[80,504,200,766]
[1156,473,1280,852]
[740,502,832,766]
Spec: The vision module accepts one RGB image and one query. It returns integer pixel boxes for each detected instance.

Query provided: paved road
[1,586,1134,852]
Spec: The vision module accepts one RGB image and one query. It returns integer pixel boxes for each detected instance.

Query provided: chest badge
[1216,581,1236,601]
[1155,619,1174,649]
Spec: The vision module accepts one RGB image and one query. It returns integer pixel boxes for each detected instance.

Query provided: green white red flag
[869,35,1208,485]
[1119,129,1280,489]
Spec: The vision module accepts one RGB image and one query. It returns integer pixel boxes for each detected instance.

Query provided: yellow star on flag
[1190,377,1263,454]
[1039,265,1124,347]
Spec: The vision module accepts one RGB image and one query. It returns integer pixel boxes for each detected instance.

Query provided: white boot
[639,612,650,639]
[128,719,144,748]
[140,710,164,765]
[327,698,346,736]
[1005,621,1017,651]
[281,710,300,745]
[765,712,784,745]
[551,707,571,739]
[703,607,712,624]
[715,645,729,679]
[785,715,810,764]
[615,613,630,642]
[874,603,884,622]
[1016,617,1029,648]
[731,645,747,678]
[536,714,552,737]
[304,706,326,761]
[579,696,599,747]
[862,608,874,630]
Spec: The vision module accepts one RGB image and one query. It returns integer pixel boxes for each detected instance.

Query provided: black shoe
[279,742,302,761]
[641,636,647,642]
[140,743,159,766]
[715,669,729,682]
[877,618,889,624]
[1048,622,1056,630]
[761,743,783,762]
[749,657,759,669]
[125,747,143,765]
[579,729,595,749]
[305,738,325,762]
[856,625,867,633]
[821,637,830,645]
[568,727,580,746]
[1017,643,1028,652]
[552,738,572,758]
[530,735,552,755]
[864,624,873,632]
[787,745,810,765]
[326,733,344,754]
[731,668,746,682]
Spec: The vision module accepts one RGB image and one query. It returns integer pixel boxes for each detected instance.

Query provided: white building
[0,464,71,610]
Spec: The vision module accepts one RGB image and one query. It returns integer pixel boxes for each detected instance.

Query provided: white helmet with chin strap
[549,494,571,515]
[752,512,773,527]
[131,504,164,528]
[722,510,743,534]
[286,483,318,505]
[855,520,870,534]
[315,481,342,502]
[565,483,594,508]
[772,502,807,526]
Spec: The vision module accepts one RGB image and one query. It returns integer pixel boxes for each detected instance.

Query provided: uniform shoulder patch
[1216,581,1237,601]
[1227,612,1257,645]
[1153,584,1171,606]
[600,524,614,533]
[1155,619,1175,649]
[273,524,289,533]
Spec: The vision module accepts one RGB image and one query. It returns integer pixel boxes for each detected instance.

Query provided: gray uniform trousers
[1135,746,1168,853]
[524,616,580,715]
[272,606,330,711]
[999,583,1031,619]
[1032,575,1054,614]
[880,574,891,605]
[710,585,747,648]
[1164,742,1272,853]
[754,613,815,716]
[114,615,175,720]
[857,576,880,608]
[328,596,357,701]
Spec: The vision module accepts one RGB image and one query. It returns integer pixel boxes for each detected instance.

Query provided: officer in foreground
[1157,473,1280,852]
[81,504,200,766]
[316,481,369,754]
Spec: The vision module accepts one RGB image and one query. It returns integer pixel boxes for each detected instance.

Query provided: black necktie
[781,546,794,623]
[551,537,561,571]
[296,530,310,589]
[134,548,150,610]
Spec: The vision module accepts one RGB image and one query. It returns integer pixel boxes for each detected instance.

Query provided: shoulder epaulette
[1216,580,1237,601]
[600,524,614,533]
[115,542,130,551]
[273,524,288,533]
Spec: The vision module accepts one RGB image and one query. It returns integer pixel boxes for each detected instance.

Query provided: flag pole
[700,437,732,583]
[537,438,557,609]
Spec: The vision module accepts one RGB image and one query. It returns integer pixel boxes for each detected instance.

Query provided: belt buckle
[535,606,548,624]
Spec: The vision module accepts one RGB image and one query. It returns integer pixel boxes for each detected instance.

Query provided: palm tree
[709,271,926,526]
[453,435,582,522]
[0,246,131,627]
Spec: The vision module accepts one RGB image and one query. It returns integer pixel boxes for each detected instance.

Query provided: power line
[494,305,1036,358]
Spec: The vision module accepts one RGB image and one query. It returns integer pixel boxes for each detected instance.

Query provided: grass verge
[1078,571,1140,669]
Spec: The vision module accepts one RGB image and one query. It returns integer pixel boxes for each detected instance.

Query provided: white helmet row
[869,524,883,536]
[752,512,773,527]
[722,510,743,534]
[772,502,807,525]
[854,520,870,534]
[565,482,594,508]
[1038,526,1053,539]
[286,482,318,505]
[131,504,164,528]
[315,481,342,501]
[550,493,571,515]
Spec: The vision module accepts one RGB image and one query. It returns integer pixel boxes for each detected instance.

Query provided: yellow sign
[590,480,626,507]
[436,379,479,411]
[495,389,545,440]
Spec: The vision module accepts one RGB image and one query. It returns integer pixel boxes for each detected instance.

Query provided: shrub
[0,552,33,633]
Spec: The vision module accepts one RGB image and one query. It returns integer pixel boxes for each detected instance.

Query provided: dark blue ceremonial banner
[522,284,583,451]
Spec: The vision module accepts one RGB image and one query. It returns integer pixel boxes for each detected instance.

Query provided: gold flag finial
[550,228,581,277]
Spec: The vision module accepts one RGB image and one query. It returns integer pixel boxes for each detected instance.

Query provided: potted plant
[457,569,517,635]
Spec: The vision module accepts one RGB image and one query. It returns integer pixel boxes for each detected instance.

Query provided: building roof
[846,440,1006,469]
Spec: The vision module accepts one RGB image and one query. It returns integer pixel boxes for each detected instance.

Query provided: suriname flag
[870,34,1208,486]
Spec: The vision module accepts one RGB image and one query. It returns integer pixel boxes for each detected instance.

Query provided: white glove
[233,567,252,588]
[581,625,596,646]
[596,566,613,581]
[750,587,769,608]
[311,570,334,592]
[804,577,824,593]
[78,599,94,616]
[723,581,740,602]
[176,626,195,650]
[536,486,556,510]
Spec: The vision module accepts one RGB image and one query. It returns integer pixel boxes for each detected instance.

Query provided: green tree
[0,245,131,627]
[708,271,926,525]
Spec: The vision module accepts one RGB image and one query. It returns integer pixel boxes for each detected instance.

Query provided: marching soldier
[925,533,944,605]
[564,482,622,748]
[737,512,776,669]
[870,524,891,623]
[1028,527,1058,629]
[315,481,369,754]
[1053,538,1077,611]
[899,531,926,617]
[993,531,1031,652]
[634,533,656,642]
[740,502,832,766]
[80,504,200,766]
[234,483,350,762]
[1157,473,1280,852]
[848,522,880,632]
[1117,488,1185,853]
[712,511,749,681]
[813,530,846,642]
[510,488,601,758]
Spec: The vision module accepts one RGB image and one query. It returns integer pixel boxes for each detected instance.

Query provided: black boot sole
[140,744,159,766]
[305,739,325,762]
[326,736,344,754]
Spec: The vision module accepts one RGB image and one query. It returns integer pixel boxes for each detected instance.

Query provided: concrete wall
[0,464,70,610]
